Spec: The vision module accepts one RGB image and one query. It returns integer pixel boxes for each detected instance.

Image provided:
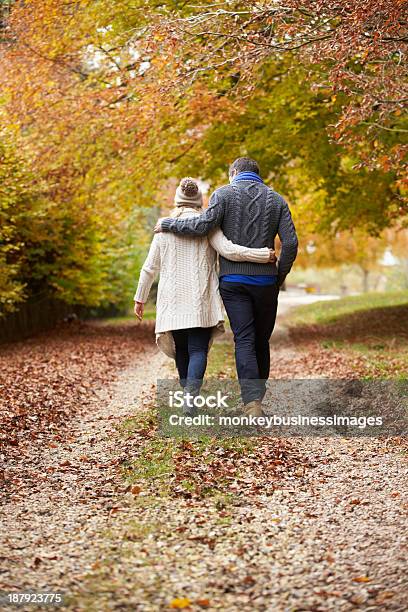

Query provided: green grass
[206,339,236,377]
[121,422,257,498]
[124,440,174,483]
[287,291,408,327]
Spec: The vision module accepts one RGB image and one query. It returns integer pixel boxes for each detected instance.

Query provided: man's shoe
[243,400,264,417]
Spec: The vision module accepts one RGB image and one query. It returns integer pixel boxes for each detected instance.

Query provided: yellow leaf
[353,576,371,583]
[169,598,191,609]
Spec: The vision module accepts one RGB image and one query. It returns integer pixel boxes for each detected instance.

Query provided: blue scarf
[231,171,264,184]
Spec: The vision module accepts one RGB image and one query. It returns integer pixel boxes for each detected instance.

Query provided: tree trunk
[362,268,369,293]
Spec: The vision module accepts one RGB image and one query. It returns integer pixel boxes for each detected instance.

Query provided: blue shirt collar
[231,171,264,184]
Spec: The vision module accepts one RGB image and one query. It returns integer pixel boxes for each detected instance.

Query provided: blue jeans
[172,327,211,395]
[219,281,279,404]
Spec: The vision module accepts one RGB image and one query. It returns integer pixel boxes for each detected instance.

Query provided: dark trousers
[172,327,211,395]
[219,281,279,404]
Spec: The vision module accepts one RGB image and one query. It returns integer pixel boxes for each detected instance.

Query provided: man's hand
[269,249,277,263]
[134,301,144,321]
[154,217,172,233]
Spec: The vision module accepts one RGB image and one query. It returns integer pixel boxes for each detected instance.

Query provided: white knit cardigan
[134,208,270,358]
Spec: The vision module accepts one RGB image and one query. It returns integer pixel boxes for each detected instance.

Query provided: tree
[294,229,388,292]
[157,0,408,183]
[0,129,32,313]
[0,1,188,310]
[0,0,405,316]
[174,60,401,234]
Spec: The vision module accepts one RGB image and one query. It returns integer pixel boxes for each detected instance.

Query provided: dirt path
[1,314,407,611]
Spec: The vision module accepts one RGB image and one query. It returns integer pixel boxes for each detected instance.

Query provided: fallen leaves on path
[172,438,306,499]
[169,597,191,609]
[122,414,308,500]
[0,320,155,457]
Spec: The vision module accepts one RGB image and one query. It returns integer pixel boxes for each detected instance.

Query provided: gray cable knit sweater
[161,181,298,285]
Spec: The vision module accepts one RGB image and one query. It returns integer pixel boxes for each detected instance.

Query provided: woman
[134,178,274,412]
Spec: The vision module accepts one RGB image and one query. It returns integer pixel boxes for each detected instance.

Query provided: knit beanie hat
[174,177,203,208]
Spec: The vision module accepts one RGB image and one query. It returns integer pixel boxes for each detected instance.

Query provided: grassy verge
[286,291,408,378]
[287,291,408,326]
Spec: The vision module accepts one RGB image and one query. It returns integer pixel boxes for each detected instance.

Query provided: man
[155,157,298,416]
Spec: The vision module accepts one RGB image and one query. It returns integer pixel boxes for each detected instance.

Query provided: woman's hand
[134,301,144,321]
[269,249,277,263]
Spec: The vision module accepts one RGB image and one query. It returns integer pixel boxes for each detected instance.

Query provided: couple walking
[134,157,298,416]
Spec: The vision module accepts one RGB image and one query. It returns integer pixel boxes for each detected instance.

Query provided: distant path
[277,289,339,317]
